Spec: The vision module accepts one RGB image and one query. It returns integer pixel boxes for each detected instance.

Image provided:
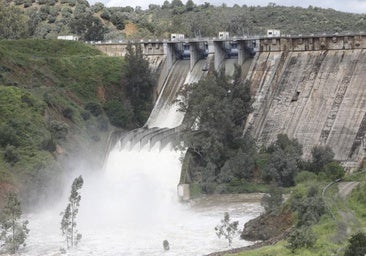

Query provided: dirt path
[333,182,360,243]
[338,182,359,200]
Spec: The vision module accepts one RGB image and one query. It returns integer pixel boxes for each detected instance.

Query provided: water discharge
[23,59,263,255]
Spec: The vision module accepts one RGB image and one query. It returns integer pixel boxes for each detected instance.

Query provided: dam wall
[93,34,366,163]
[245,49,366,163]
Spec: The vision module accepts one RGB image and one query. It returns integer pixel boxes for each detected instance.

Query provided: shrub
[0,124,20,147]
[100,10,111,20]
[344,232,366,256]
[81,111,90,120]
[294,170,318,184]
[104,100,130,128]
[323,161,344,181]
[286,226,317,252]
[41,137,56,152]
[4,145,20,165]
[85,102,102,117]
[291,185,325,226]
[50,121,68,140]
[62,107,73,119]
[310,145,335,173]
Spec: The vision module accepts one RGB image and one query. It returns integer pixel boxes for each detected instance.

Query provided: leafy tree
[215,212,239,246]
[70,14,105,41]
[185,0,195,11]
[0,192,29,254]
[0,2,29,39]
[124,43,155,126]
[61,176,83,249]
[344,232,366,256]
[310,145,335,173]
[323,161,344,180]
[263,134,302,187]
[178,66,253,190]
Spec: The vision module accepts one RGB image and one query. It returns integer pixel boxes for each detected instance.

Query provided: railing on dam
[91,32,366,70]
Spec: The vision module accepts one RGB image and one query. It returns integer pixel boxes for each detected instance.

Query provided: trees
[69,14,105,41]
[263,134,303,187]
[0,192,29,254]
[61,176,84,249]
[123,43,155,126]
[215,212,239,246]
[310,145,335,173]
[0,2,29,39]
[344,232,366,256]
[177,66,254,191]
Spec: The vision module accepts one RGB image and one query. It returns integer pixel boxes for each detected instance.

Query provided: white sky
[87,0,366,13]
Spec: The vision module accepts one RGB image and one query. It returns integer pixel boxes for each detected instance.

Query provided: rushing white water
[22,59,263,256]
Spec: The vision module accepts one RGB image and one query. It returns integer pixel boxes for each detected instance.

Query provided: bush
[85,102,102,117]
[50,121,68,140]
[0,124,20,147]
[100,10,111,20]
[344,232,366,256]
[291,185,325,226]
[103,100,128,128]
[294,170,318,184]
[4,145,20,165]
[62,107,73,119]
[81,111,90,120]
[41,137,56,152]
[286,226,317,252]
[310,145,335,173]
[323,161,344,181]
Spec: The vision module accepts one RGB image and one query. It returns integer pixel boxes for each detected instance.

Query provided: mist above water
[23,59,263,255]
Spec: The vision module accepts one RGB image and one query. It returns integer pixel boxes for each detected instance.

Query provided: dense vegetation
[1,0,366,41]
[0,39,153,206]
[176,64,365,254]
[178,66,253,194]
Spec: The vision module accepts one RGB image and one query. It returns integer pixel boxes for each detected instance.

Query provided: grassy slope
[0,39,126,206]
[229,172,366,256]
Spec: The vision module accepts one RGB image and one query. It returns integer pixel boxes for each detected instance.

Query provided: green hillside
[1,0,366,41]
[0,39,128,206]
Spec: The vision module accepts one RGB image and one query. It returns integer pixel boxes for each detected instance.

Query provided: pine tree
[61,175,83,249]
[0,192,29,254]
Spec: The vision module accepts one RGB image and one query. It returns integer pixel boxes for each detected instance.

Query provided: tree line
[1,0,366,41]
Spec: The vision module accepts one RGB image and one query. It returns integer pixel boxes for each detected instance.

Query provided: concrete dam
[95,34,366,164]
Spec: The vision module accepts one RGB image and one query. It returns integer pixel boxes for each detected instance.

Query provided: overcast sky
[87,0,366,13]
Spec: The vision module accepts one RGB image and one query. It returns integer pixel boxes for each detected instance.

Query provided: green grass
[0,39,101,58]
[229,171,366,256]
[0,39,128,205]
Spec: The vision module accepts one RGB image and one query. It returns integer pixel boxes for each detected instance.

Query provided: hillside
[0,39,128,207]
[1,0,366,41]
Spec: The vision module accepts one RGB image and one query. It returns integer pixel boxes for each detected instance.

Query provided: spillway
[23,58,262,255]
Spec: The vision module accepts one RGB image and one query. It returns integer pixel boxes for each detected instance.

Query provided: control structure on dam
[92,36,257,71]
[94,33,366,166]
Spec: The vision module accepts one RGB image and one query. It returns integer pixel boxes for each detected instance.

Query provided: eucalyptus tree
[0,192,29,254]
[61,175,84,249]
